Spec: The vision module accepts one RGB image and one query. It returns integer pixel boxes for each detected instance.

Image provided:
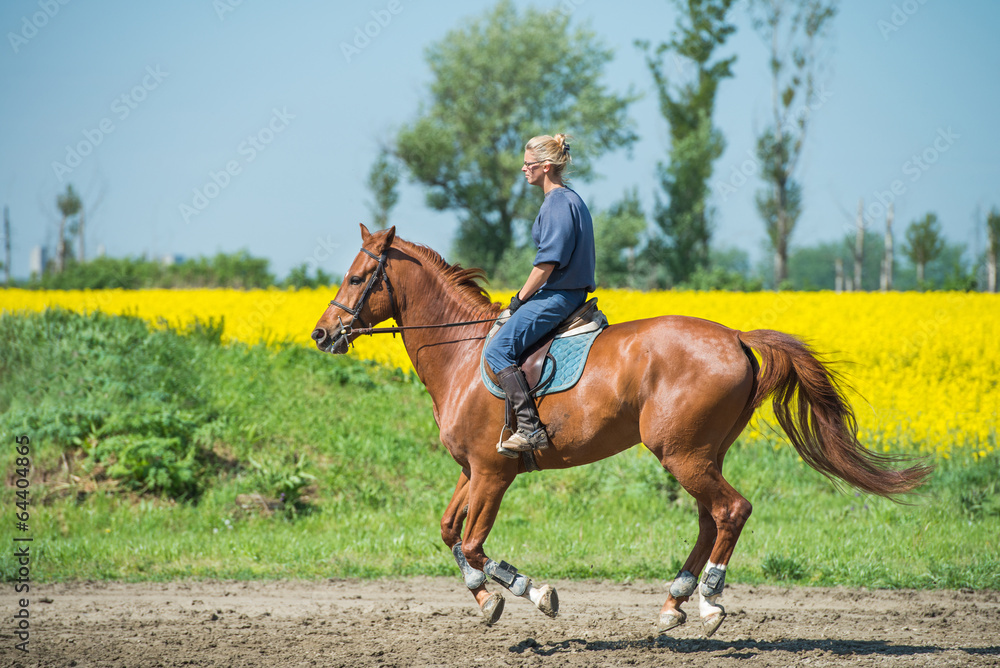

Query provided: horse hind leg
[652,343,756,636]
[659,501,716,631]
[671,461,752,637]
[652,411,754,637]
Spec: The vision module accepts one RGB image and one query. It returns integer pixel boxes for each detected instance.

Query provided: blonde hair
[525,133,573,182]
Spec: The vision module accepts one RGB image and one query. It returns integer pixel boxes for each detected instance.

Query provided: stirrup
[498,428,549,454]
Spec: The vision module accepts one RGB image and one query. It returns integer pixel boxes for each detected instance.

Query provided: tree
[852,198,865,291]
[880,203,894,291]
[56,184,82,273]
[787,231,882,291]
[78,206,87,263]
[751,0,837,286]
[903,213,945,285]
[366,147,400,230]
[594,189,648,288]
[283,262,333,289]
[683,246,764,290]
[937,243,975,291]
[3,205,10,286]
[208,250,273,289]
[755,156,802,287]
[29,250,277,290]
[638,0,737,284]
[395,0,637,276]
[987,207,1000,293]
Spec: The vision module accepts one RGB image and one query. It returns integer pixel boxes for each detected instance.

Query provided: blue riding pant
[484,288,587,371]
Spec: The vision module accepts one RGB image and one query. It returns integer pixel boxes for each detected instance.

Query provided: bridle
[328,245,497,342]
[329,247,396,335]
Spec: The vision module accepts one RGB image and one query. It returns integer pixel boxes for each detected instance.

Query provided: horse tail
[738,329,932,499]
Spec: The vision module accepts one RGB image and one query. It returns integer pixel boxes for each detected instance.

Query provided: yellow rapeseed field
[2,288,997,461]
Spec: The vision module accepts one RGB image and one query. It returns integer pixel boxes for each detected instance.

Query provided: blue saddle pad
[480,326,606,399]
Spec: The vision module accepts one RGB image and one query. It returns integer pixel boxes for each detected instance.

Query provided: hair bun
[554,133,570,156]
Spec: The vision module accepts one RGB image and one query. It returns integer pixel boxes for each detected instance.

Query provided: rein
[331,245,498,339]
[351,318,498,337]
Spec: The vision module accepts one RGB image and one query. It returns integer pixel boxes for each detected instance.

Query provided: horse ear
[360,223,372,242]
[378,226,396,253]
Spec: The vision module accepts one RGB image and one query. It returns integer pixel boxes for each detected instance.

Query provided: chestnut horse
[311,225,930,636]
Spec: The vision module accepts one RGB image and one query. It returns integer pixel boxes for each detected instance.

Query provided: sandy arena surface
[3,578,998,667]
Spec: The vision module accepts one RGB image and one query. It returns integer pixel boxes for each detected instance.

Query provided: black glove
[508,294,524,313]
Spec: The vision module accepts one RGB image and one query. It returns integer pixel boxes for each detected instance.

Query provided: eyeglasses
[523,160,544,168]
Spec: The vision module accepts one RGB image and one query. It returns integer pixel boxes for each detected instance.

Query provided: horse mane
[394,239,502,316]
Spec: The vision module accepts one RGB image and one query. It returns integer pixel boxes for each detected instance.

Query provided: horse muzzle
[311,325,350,354]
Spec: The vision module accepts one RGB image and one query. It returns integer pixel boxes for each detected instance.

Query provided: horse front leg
[458,464,558,624]
[440,470,498,613]
[440,470,470,550]
[439,468,505,624]
[483,556,559,618]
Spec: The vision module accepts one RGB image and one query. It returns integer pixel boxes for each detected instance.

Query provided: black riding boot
[495,365,550,457]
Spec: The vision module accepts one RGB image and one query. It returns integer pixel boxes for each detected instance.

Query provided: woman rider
[484,133,596,456]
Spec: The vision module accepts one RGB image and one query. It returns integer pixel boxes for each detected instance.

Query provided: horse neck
[389,249,498,396]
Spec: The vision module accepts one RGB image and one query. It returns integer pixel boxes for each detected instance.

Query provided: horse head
[311,223,397,354]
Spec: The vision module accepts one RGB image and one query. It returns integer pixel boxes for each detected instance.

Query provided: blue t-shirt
[531,187,596,293]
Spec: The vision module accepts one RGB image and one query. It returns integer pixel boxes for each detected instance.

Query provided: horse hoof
[658,609,686,632]
[481,592,505,626]
[536,585,559,618]
[702,607,726,638]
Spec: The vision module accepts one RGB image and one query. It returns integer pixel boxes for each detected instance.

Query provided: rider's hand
[508,294,524,313]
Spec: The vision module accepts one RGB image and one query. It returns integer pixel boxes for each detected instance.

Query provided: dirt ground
[3,578,998,668]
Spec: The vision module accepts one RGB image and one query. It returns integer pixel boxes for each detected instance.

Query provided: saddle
[483,297,608,393]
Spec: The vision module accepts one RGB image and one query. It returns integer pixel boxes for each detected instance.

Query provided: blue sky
[2,0,998,281]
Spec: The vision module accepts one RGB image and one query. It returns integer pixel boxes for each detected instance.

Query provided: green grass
[0,309,997,589]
